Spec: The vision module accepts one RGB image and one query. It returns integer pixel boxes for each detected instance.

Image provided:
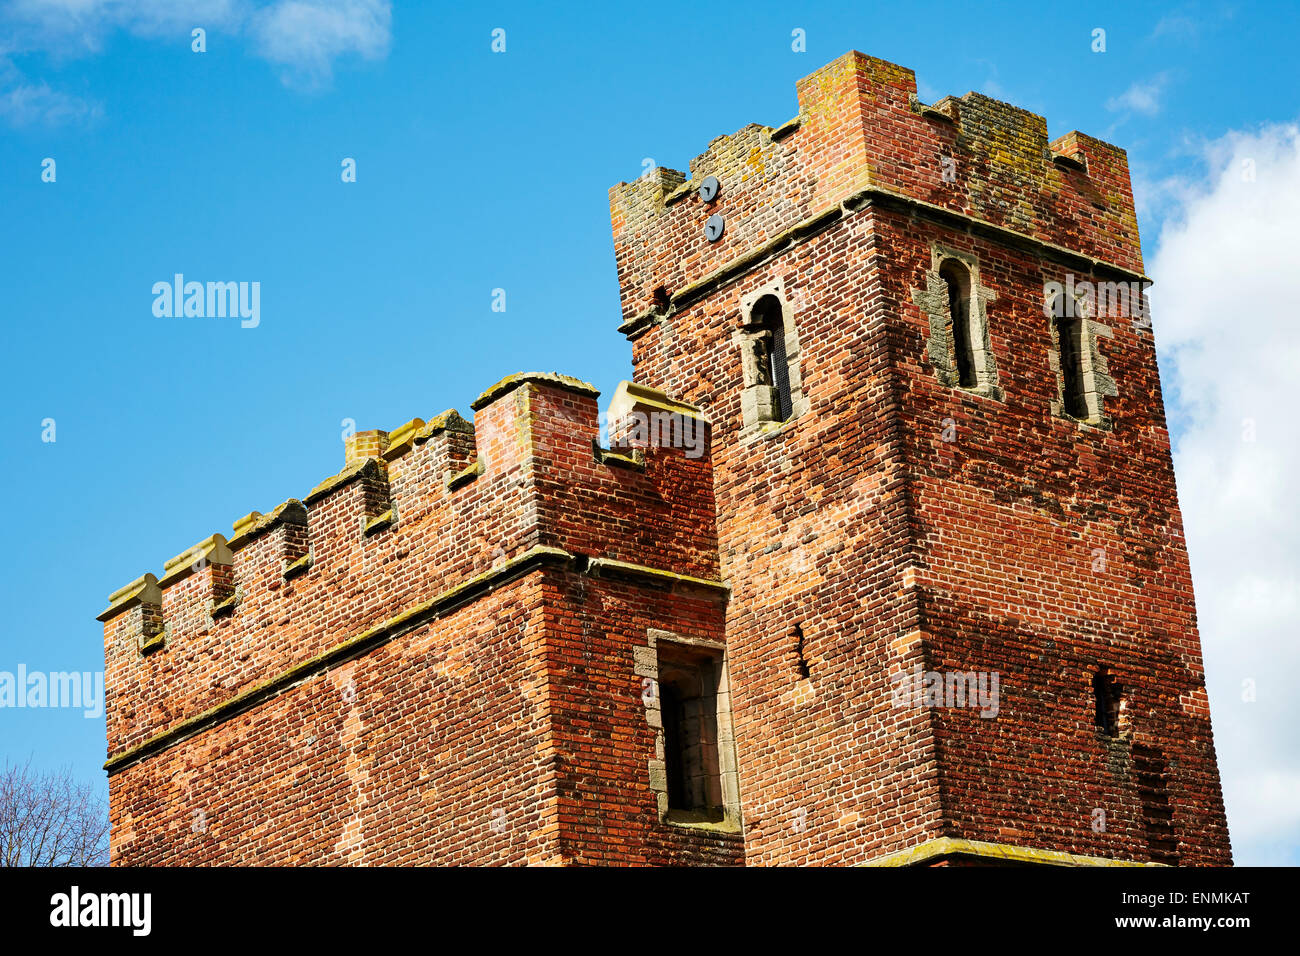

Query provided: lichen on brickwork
[609,50,1143,331]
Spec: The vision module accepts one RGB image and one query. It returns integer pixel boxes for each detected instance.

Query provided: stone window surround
[634,628,742,832]
[1043,281,1118,429]
[732,279,811,441]
[911,243,1003,400]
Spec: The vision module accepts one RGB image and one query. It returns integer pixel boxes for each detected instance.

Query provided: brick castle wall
[102,376,741,865]
[101,50,1230,866]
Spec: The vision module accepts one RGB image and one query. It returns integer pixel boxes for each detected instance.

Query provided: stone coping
[863,836,1166,867]
[471,371,600,411]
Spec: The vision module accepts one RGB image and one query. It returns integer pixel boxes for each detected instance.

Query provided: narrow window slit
[1058,312,1088,419]
[940,261,977,388]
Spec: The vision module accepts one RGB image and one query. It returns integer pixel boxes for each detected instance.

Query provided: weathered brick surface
[610,52,1143,330]
[875,205,1229,864]
[111,579,557,865]
[614,51,1229,866]
[543,574,743,865]
[103,376,741,866]
[102,50,1228,866]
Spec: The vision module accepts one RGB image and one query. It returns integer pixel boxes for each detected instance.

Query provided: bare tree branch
[0,758,108,867]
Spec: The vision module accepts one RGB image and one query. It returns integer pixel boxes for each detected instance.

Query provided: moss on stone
[471,372,599,411]
[414,409,474,444]
[863,837,1166,868]
[445,457,484,491]
[97,573,162,622]
[304,458,375,505]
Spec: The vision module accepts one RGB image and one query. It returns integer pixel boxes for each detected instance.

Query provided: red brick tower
[609,51,1231,865]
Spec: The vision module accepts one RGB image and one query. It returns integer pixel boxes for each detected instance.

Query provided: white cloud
[1129,167,1192,223]
[1149,122,1300,866]
[0,0,390,100]
[1,0,246,55]
[0,76,100,124]
[1107,74,1170,117]
[250,0,391,88]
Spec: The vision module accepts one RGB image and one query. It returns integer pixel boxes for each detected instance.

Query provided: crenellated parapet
[99,373,719,771]
[609,50,1142,334]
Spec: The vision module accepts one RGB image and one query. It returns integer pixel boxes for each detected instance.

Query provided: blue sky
[2,1,1296,865]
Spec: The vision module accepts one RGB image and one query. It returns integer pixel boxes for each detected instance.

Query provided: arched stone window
[912,245,1002,398]
[749,294,793,421]
[734,280,809,436]
[1043,279,1118,427]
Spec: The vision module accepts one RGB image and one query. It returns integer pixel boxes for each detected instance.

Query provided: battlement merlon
[609,50,1143,329]
[96,373,720,766]
[96,372,709,626]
